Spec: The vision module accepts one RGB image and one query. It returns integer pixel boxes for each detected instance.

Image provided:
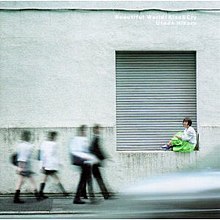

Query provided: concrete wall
[0,127,201,194]
[0,2,220,193]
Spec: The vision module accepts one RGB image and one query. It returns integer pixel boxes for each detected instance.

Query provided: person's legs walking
[93,165,109,199]
[39,174,48,199]
[52,173,69,196]
[14,175,25,203]
[81,183,88,199]
[86,164,95,201]
[73,165,87,204]
[29,176,41,201]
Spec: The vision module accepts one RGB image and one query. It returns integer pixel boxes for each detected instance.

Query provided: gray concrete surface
[1,192,220,219]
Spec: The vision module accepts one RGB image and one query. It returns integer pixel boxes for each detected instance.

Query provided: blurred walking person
[69,125,99,204]
[39,131,68,199]
[14,130,40,203]
[81,125,115,200]
[89,124,112,199]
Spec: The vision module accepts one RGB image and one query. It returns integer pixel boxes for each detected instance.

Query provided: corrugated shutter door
[116,51,197,151]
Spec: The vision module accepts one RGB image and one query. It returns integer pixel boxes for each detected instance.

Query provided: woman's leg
[14,175,25,203]
[52,173,69,196]
[29,176,41,201]
[42,173,49,183]
[39,174,49,199]
[15,175,24,190]
[51,173,60,184]
[29,176,37,191]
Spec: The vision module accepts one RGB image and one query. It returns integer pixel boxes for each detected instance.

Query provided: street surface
[0,192,220,219]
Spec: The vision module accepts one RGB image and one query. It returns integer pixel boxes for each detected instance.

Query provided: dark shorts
[17,161,34,177]
[19,170,34,177]
[43,170,58,175]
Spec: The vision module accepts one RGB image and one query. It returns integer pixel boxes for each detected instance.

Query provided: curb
[0,210,94,215]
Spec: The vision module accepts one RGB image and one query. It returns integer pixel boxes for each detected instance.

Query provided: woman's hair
[78,125,87,135]
[21,130,31,142]
[48,131,58,141]
[183,117,192,126]
[93,124,101,134]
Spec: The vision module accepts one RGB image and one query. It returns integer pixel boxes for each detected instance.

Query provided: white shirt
[69,136,99,164]
[181,126,197,146]
[17,141,33,162]
[40,141,60,170]
[69,136,89,155]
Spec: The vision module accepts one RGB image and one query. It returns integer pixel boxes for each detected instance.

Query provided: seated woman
[162,117,197,152]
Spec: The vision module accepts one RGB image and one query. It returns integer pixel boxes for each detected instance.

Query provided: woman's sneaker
[161,145,171,150]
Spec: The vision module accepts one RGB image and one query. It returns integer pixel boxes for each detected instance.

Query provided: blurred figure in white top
[69,125,99,204]
[39,131,68,199]
[14,130,40,203]
[69,127,99,166]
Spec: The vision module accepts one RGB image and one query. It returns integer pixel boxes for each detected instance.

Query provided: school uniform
[17,141,34,177]
[39,140,68,198]
[69,136,99,165]
[69,136,97,204]
[89,134,110,199]
[14,140,40,203]
[40,140,60,174]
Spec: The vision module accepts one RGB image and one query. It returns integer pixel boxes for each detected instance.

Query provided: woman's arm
[175,135,182,139]
[181,128,194,141]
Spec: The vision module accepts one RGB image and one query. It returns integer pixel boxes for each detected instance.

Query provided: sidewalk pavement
[0,194,116,216]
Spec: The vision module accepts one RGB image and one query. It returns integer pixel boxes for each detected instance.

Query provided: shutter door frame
[116,51,197,151]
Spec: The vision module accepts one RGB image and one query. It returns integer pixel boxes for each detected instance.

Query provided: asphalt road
[1,193,220,219]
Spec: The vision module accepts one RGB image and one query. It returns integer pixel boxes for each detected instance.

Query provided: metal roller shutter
[116,51,197,151]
